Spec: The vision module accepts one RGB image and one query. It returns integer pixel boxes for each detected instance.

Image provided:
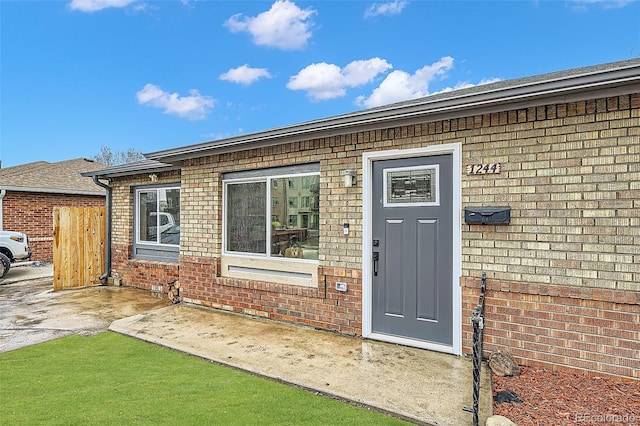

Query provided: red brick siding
[179,255,362,335]
[461,277,640,381]
[2,191,105,261]
[111,243,179,291]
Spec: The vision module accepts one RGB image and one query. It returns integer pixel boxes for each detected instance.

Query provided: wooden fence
[53,206,106,290]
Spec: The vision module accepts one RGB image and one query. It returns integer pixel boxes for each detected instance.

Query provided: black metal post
[464,272,486,426]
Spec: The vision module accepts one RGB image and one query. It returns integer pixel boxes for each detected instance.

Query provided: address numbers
[466,163,501,175]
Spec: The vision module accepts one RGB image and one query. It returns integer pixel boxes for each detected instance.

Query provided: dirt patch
[492,366,640,425]
[0,277,171,353]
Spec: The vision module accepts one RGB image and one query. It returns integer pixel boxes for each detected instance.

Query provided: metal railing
[463,272,486,426]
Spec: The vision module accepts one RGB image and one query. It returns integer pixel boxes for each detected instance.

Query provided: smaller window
[134,185,180,262]
[136,187,180,246]
[383,165,439,207]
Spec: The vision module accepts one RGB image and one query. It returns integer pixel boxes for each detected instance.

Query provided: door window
[383,165,439,207]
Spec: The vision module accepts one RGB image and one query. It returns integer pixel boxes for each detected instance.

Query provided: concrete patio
[111,304,492,425]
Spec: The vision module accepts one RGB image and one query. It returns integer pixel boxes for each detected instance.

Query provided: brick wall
[462,277,640,380]
[111,243,179,292]
[109,92,640,380]
[180,255,362,335]
[455,95,640,380]
[2,191,105,261]
[109,170,181,290]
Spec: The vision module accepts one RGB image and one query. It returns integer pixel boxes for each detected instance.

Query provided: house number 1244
[467,163,501,175]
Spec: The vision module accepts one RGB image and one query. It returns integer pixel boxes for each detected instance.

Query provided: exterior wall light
[149,174,158,182]
[344,169,356,188]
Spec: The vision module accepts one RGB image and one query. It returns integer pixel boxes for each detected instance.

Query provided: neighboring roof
[145,58,640,164]
[80,159,180,179]
[0,158,107,196]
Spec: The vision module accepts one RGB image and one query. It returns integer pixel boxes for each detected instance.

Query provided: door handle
[373,252,379,276]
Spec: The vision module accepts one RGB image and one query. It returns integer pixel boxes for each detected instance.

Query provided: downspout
[0,189,5,230]
[92,176,112,283]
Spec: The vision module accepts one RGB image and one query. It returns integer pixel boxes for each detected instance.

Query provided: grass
[0,332,408,425]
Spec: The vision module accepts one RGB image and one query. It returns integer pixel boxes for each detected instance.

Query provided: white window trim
[134,185,180,248]
[222,172,319,264]
[222,171,320,286]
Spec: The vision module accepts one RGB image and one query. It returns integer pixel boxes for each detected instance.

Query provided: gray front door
[372,154,453,346]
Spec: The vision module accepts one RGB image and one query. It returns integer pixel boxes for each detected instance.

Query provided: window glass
[138,190,158,242]
[226,182,267,254]
[384,166,438,206]
[137,187,180,245]
[225,174,319,260]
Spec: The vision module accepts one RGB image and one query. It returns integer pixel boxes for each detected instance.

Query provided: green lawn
[0,332,408,425]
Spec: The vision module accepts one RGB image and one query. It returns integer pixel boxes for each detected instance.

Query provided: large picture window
[224,173,319,260]
[136,186,181,246]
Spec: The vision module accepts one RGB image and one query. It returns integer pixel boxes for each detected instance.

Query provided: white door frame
[362,142,462,355]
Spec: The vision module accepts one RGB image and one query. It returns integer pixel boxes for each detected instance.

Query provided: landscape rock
[489,350,520,377]
[486,415,517,426]
[494,390,523,404]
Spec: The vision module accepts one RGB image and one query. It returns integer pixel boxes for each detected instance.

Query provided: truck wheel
[0,253,10,279]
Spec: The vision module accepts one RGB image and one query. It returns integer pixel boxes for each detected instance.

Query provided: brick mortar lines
[460,276,640,305]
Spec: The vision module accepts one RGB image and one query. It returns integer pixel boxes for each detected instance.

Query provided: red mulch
[492,367,640,425]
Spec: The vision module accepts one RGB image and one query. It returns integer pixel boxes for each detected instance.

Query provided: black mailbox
[464,207,511,225]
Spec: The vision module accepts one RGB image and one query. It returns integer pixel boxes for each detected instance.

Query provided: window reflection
[270,176,319,260]
[137,187,180,245]
[225,174,319,260]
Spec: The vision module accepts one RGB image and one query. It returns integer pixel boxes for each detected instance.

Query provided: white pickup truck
[0,230,32,278]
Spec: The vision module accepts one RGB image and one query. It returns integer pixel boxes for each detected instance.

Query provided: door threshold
[368,332,458,355]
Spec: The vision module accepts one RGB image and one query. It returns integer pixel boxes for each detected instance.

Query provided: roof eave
[0,186,105,196]
[81,162,180,179]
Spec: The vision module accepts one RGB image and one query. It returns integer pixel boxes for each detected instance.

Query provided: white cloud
[68,0,137,12]
[436,77,503,93]
[569,0,632,10]
[220,65,272,86]
[356,56,454,108]
[364,1,408,18]
[287,58,392,101]
[224,0,315,50]
[136,84,214,120]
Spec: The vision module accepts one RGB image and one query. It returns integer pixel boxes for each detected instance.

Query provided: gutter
[91,176,112,283]
[0,186,104,196]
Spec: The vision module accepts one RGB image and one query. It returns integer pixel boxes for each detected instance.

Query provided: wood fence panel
[53,206,106,291]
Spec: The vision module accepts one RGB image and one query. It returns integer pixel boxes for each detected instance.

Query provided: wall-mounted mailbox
[464,207,511,225]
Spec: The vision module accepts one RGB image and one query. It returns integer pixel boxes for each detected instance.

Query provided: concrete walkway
[111,304,492,425]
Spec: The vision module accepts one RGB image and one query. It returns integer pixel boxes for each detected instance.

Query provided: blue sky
[1,0,639,167]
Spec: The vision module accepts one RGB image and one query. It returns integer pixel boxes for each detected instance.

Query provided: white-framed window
[134,186,181,261]
[224,169,319,261]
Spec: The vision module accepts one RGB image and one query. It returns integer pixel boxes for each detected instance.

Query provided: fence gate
[53,206,106,291]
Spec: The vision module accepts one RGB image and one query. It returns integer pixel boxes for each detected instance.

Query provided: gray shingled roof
[0,158,107,195]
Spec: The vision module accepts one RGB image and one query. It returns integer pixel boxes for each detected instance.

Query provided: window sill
[221,255,318,287]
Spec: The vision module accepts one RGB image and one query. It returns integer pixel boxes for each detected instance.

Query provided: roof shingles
[0,158,107,195]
